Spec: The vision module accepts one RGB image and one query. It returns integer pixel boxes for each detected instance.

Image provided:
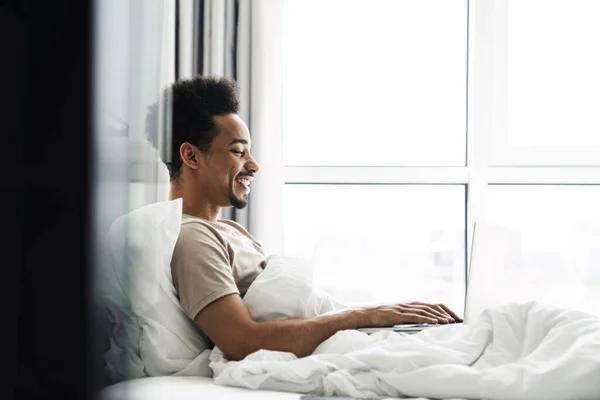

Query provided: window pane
[282,0,468,166]
[283,185,466,315]
[507,0,600,147]
[486,185,600,316]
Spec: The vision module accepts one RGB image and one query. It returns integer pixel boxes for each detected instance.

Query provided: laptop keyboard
[393,323,442,328]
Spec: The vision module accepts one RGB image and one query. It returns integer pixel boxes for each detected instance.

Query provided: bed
[99,204,600,400]
[100,376,304,400]
[99,376,436,400]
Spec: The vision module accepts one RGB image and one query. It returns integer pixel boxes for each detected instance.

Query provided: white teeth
[236,178,250,186]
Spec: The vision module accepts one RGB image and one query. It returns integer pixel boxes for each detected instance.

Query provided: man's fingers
[410,302,456,322]
[438,303,463,322]
[371,302,463,327]
[407,304,453,323]
[399,305,447,323]
[407,302,453,321]
[396,312,437,324]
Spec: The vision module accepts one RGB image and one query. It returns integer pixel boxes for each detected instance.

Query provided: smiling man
[145,75,461,362]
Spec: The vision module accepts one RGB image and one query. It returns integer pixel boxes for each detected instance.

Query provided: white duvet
[209,256,600,399]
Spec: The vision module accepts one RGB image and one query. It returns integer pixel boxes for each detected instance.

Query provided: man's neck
[170,181,221,222]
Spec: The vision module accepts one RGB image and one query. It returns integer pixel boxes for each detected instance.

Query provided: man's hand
[356,302,463,327]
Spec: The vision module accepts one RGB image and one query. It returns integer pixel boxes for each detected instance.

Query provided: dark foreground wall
[2,1,110,398]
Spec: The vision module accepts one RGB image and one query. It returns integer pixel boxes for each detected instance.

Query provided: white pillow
[100,198,211,382]
[243,255,347,321]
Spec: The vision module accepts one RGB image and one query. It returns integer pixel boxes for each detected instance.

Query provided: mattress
[98,376,438,400]
[99,376,304,400]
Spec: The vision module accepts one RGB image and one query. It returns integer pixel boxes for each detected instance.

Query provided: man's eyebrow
[228,139,249,146]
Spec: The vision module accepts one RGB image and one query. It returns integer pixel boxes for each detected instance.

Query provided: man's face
[197,114,259,209]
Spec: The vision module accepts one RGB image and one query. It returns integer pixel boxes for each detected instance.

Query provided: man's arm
[196,293,460,361]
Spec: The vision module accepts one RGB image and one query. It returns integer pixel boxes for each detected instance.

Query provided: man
[145,75,462,362]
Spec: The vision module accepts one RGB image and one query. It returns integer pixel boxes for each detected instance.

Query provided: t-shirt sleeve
[171,222,240,320]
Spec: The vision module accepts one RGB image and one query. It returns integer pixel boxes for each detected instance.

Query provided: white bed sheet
[100,377,301,400]
[99,376,450,400]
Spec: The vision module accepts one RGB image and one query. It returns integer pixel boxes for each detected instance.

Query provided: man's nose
[246,156,260,174]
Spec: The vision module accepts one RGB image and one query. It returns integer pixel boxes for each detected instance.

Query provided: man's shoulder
[217,219,262,244]
[178,215,225,243]
[178,215,263,250]
[217,219,248,233]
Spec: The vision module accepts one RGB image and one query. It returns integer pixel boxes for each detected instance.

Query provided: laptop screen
[464,222,512,323]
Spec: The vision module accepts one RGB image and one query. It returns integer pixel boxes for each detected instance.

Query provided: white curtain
[179,0,285,254]
[92,0,177,384]
[94,0,175,229]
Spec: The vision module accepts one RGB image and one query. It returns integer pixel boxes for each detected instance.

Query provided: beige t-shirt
[171,214,267,347]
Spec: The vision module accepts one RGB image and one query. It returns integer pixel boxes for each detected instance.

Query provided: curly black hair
[145,75,240,181]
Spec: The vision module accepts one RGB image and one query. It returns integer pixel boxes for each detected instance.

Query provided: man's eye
[232,150,244,156]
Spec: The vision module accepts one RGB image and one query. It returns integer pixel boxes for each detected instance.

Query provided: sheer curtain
[92,0,177,384]
[94,0,175,219]
[179,0,285,254]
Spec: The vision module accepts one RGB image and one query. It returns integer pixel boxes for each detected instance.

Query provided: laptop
[358,221,512,334]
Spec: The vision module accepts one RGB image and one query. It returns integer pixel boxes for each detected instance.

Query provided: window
[282,0,600,316]
[283,185,466,312]
[283,0,468,167]
[486,185,600,316]
[488,0,600,165]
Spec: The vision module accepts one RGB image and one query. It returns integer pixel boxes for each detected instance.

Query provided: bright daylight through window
[281,0,600,317]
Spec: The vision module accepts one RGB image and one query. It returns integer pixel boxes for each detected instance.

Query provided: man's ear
[179,142,199,170]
